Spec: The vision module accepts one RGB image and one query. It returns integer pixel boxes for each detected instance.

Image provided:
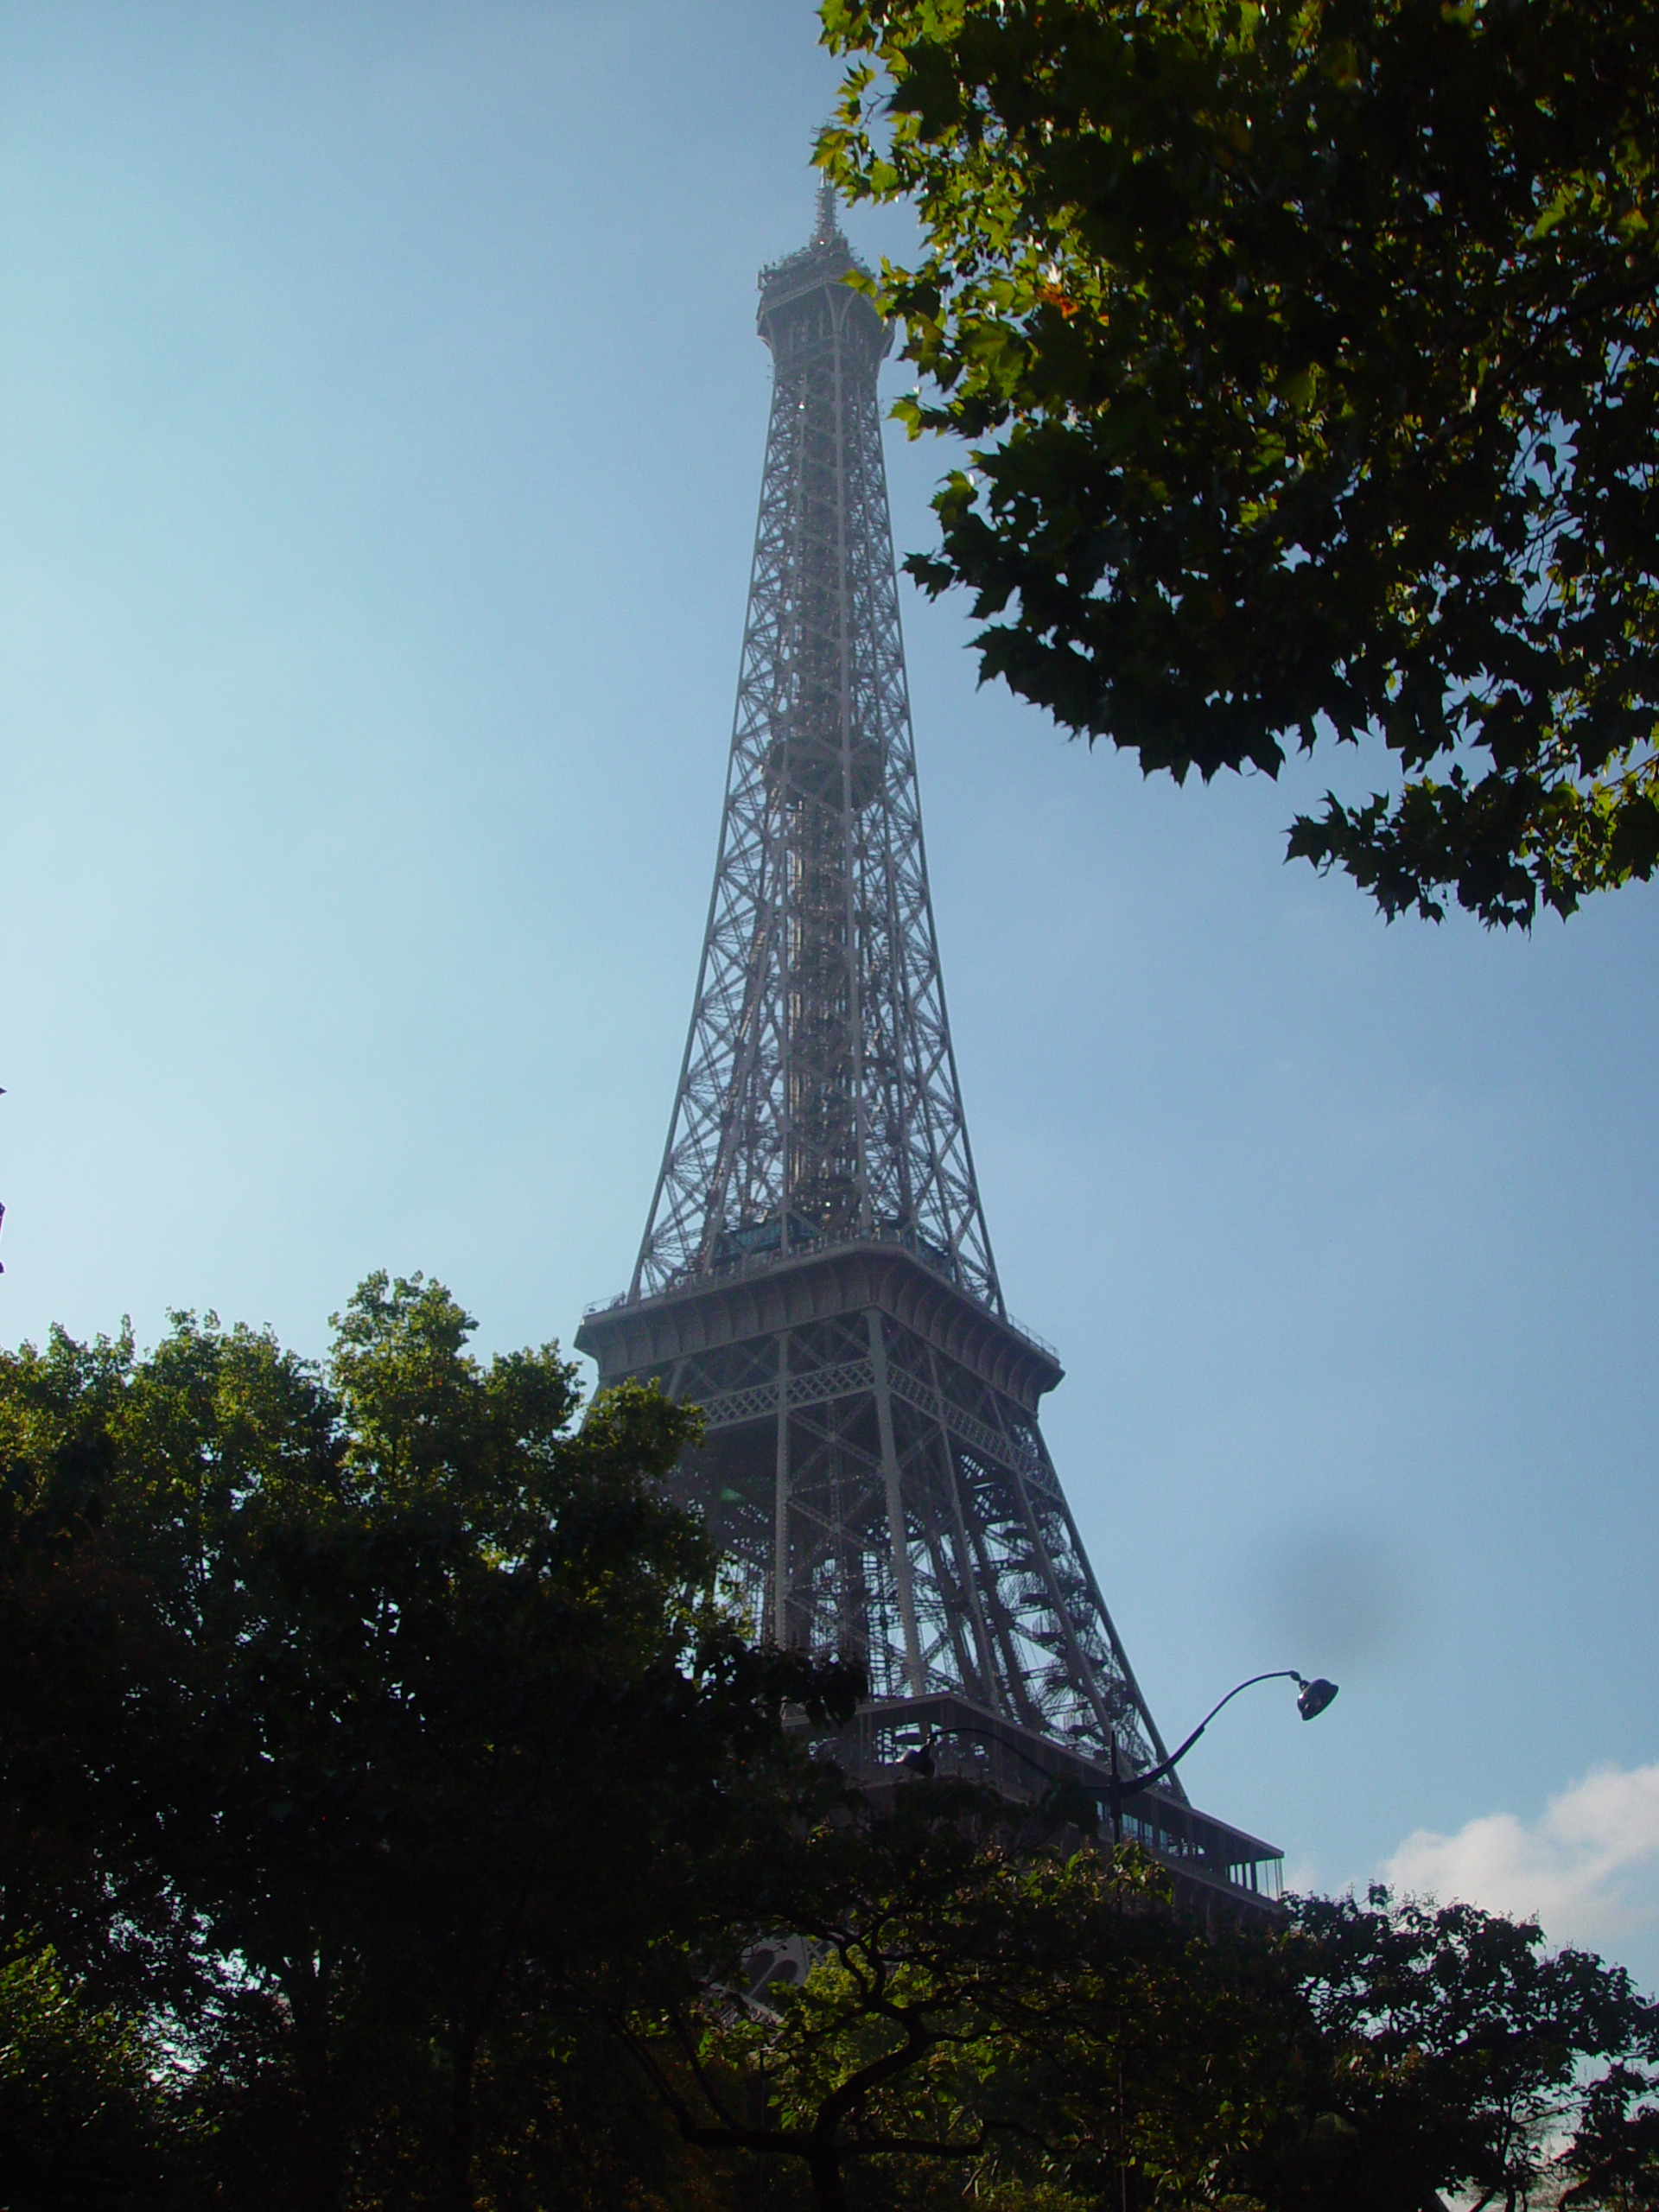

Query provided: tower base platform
[805,1692,1286,1926]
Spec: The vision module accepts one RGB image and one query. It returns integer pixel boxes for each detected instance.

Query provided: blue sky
[3,0,1656,1981]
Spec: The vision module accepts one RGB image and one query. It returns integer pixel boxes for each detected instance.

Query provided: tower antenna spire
[813,173,838,245]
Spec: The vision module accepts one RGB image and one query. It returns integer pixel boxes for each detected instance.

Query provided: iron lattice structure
[582,190,1224,1814]
[631,197,999,1318]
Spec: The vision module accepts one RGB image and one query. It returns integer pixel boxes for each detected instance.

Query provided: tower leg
[868,1309,926,1695]
[925,1343,1004,1712]
[772,1332,791,1646]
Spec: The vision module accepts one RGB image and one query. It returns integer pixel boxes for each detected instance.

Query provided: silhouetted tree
[0,1275,855,2210]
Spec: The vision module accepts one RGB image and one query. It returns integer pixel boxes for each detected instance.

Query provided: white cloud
[1382,1761,1659,1952]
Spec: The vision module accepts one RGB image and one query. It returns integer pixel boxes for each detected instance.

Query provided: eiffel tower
[578,185,1280,1908]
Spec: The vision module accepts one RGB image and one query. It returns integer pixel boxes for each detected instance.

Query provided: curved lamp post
[900,1669,1339,1843]
[1105,1669,1338,1841]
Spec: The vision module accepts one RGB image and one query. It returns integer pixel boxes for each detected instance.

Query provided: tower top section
[626,172,999,1316]
[814,175,838,246]
[756,186,892,372]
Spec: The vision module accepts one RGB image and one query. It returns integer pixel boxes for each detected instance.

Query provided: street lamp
[898,1670,1338,1836]
[1107,1669,1338,1841]
[1296,1675,1339,1722]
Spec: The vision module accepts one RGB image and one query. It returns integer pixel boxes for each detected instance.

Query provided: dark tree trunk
[286,1960,348,2212]
[443,2029,477,2212]
[806,2149,847,2212]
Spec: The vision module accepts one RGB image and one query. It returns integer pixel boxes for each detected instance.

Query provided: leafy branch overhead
[819,0,1659,924]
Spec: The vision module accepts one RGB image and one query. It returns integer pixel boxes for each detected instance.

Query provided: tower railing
[582,1224,1059,1363]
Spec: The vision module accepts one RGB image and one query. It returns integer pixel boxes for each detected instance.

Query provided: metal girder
[601,1289,1170,1772]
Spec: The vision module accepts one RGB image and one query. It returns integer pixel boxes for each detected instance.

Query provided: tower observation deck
[577,185,1281,1914]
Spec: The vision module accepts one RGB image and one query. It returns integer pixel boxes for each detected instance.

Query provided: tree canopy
[819,0,1659,925]
[619,1783,1287,2212]
[4,1275,1659,2208]
[0,1273,855,2210]
[620,1773,1659,2212]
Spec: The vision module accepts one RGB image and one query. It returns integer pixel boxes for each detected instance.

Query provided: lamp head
[1295,1675,1339,1722]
